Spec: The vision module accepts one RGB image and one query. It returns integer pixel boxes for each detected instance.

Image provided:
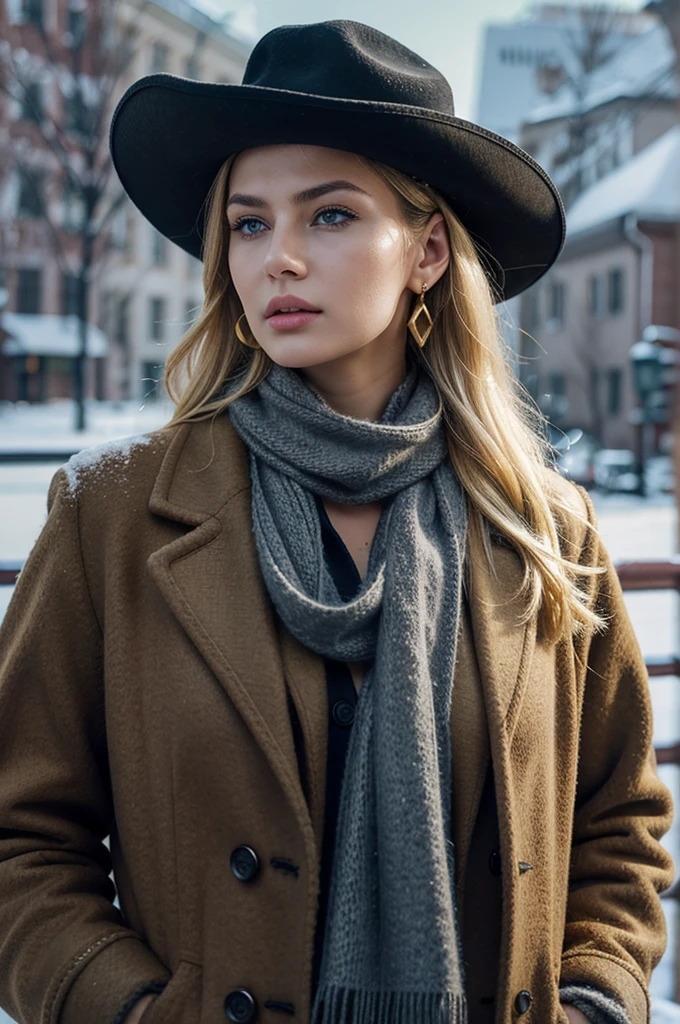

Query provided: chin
[263,341,355,369]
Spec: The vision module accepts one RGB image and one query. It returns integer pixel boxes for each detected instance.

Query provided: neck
[297,343,411,422]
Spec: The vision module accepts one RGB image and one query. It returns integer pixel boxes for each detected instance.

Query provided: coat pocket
[141,959,202,1024]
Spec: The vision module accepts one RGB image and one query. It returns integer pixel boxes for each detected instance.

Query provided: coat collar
[146,413,537,874]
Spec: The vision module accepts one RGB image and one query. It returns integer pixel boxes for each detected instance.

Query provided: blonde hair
[160,150,606,644]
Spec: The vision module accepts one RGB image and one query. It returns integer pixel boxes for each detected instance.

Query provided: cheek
[227,244,250,291]
[331,226,406,322]
[228,248,264,320]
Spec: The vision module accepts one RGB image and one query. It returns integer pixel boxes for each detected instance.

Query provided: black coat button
[514,990,532,1015]
[332,699,355,727]
[230,845,259,882]
[225,988,257,1022]
[489,848,501,876]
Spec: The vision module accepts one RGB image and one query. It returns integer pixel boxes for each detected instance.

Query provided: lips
[264,294,322,318]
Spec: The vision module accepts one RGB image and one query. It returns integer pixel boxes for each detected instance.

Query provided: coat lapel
[146,415,323,849]
[145,414,537,873]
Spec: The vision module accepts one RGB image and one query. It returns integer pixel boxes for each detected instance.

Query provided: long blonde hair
[160,150,606,644]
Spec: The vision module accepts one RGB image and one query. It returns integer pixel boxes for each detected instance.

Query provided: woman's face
[226,144,447,377]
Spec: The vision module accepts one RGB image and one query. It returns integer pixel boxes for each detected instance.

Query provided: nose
[262,220,308,280]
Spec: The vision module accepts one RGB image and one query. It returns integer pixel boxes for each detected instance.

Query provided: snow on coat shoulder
[62,433,160,498]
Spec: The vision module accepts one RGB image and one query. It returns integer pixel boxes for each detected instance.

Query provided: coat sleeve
[559,982,629,1024]
[558,486,676,1024]
[0,467,171,1024]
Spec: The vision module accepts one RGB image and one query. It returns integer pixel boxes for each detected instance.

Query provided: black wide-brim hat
[109,19,566,304]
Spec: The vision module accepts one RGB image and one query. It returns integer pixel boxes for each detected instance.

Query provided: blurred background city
[0,0,680,1019]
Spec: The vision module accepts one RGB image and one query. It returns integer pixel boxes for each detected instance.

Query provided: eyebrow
[226,179,371,209]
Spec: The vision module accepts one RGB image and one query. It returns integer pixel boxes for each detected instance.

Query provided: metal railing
[604,558,680,1001]
[615,560,680,768]
[0,564,23,586]
[2,556,679,762]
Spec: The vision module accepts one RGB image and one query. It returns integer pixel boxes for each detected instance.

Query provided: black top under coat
[288,492,367,1002]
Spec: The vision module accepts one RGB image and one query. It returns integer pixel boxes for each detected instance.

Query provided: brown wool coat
[0,413,674,1024]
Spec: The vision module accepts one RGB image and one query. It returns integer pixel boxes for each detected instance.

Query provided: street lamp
[630,338,665,497]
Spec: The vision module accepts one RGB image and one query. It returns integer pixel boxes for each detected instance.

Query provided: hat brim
[109,73,566,304]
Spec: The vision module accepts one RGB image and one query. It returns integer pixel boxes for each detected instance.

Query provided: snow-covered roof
[566,125,680,237]
[525,23,677,124]
[1,313,109,358]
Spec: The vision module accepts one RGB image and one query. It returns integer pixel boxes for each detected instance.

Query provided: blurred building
[514,10,679,451]
[475,3,661,144]
[0,0,250,404]
[97,0,251,403]
[475,2,679,451]
[521,125,680,449]
[519,19,677,210]
[474,3,677,392]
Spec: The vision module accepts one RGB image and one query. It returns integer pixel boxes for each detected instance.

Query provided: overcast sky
[199,0,645,122]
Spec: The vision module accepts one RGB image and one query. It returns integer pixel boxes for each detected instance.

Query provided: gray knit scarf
[227,354,469,1024]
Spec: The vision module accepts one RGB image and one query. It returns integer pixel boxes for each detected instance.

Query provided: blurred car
[552,428,600,489]
[593,449,640,493]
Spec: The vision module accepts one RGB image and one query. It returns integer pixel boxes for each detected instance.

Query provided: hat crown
[242,20,455,116]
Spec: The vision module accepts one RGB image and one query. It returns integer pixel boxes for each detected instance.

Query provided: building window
[17,167,46,217]
[185,53,200,79]
[548,281,565,326]
[64,88,89,136]
[150,41,169,73]
[17,268,42,313]
[151,229,168,267]
[185,298,200,326]
[50,356,72,373]
[523,373,539,403]
[589,366,600,412]
[149,296,166,341]
[549,372,566,398]
[607,367,622,416]
[141,360,164,401]
[20,80,43,124]
[608,268,624,315]
[111,202,135,254]
[588,274,604,318]
[61,173,86,232]
[66,1,86,44]
[99,290,116,335]
[111,204,126,250]
[115,295,130,347]
[526,290,541,330]
[499,48,548,67]
[21,0,43,28]
[61,271,80,316]
[124,210,135,256]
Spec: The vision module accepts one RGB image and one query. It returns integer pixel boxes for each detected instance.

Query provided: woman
[0,19,674,1024]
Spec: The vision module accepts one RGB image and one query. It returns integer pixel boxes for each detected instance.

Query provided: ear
[406,212,451,293]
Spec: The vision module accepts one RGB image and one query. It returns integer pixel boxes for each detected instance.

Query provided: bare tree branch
[0,0,152,427]
[533,4,675,208]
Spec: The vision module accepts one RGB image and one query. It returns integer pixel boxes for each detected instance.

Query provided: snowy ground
[1,401,680,1017]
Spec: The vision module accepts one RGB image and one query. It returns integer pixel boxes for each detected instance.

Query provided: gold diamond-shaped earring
[407,283,433,348]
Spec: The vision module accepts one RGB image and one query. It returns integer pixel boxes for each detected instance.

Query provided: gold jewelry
[235,312,260,349]
[407,283,433,348]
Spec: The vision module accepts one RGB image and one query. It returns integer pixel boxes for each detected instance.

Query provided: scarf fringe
[310,985,468,1024]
